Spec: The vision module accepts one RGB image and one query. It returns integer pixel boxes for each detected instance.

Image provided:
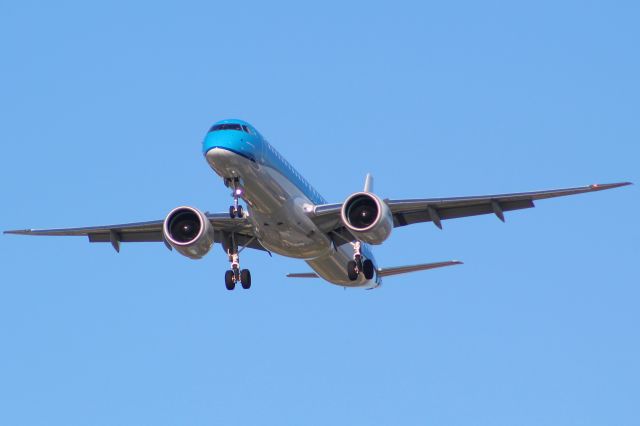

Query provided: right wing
[311,182,631,238]
[384,182,632,229]
[4,213,265,252]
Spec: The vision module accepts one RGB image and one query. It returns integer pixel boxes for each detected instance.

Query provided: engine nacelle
[163,206,215,259]
[340,192,393,245]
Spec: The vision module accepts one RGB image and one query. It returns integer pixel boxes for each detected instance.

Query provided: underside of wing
[310,182,631,237]
[5,219,165,240]
[387,182,631,229]
[4,212,264,252]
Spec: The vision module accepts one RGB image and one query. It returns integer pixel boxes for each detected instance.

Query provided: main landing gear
[224,233,252,291]
[222,178,251,290]
[224,265,251,290]
[226,177,245,218]
[347,241,374,281]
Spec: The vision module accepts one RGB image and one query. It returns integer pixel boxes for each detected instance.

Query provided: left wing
[4,213,265,252]
[311,182,631,238]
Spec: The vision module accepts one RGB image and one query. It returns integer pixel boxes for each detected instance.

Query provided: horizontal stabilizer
[377,260,463,277]
[286,260,463,279]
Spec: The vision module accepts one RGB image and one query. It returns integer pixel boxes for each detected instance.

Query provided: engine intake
[163,206,214,259]
[341,192,393,245]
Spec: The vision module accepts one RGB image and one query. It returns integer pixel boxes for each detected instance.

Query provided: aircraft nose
[202,130,257,162]
[203,131,243,154]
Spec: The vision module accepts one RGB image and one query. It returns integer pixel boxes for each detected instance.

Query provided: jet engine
[340,192,393,245]
[163,206,215,259]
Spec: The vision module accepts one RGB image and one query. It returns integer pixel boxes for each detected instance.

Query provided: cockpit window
[209,123,244,132]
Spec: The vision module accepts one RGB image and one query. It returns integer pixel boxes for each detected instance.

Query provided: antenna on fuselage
[364,173,374,193]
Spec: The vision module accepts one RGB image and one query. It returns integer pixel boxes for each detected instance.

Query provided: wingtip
[4,229,30,235]
[589,182,633,190]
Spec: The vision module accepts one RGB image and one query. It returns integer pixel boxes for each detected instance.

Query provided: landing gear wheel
[229,205,243,218]
[240,269,251,289]
[347,260,359,281]
[224,270,235,290]
[227,177,244,219]
[362,259,375,280]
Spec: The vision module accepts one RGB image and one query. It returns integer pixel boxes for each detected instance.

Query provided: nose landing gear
[229,204,243,219]
[226,177,245,219]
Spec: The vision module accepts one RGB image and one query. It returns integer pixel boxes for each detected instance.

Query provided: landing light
[235,188,243,196]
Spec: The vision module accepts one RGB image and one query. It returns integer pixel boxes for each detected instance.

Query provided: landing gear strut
[226,177,245,218]
[346,241,375,281]
[224,232,251,290]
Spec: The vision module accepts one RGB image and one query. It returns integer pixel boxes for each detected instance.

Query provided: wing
[311,182,631,239]
[4,213,265,252]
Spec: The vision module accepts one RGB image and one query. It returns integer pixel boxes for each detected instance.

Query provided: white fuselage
[205,147,379,288]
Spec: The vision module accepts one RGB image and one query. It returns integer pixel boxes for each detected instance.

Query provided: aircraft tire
[362,259,375,280]
[225,270,235,290]
[237,205,244,218]
[347,260,359,281]
[240,269,251,289]
[229,206,236,218]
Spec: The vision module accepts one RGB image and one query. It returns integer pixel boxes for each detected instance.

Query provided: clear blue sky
[1,1,638,425]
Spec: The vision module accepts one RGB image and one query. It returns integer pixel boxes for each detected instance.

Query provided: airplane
[5,119,631,290]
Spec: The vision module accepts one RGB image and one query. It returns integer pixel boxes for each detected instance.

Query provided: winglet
[364,173,374,192]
